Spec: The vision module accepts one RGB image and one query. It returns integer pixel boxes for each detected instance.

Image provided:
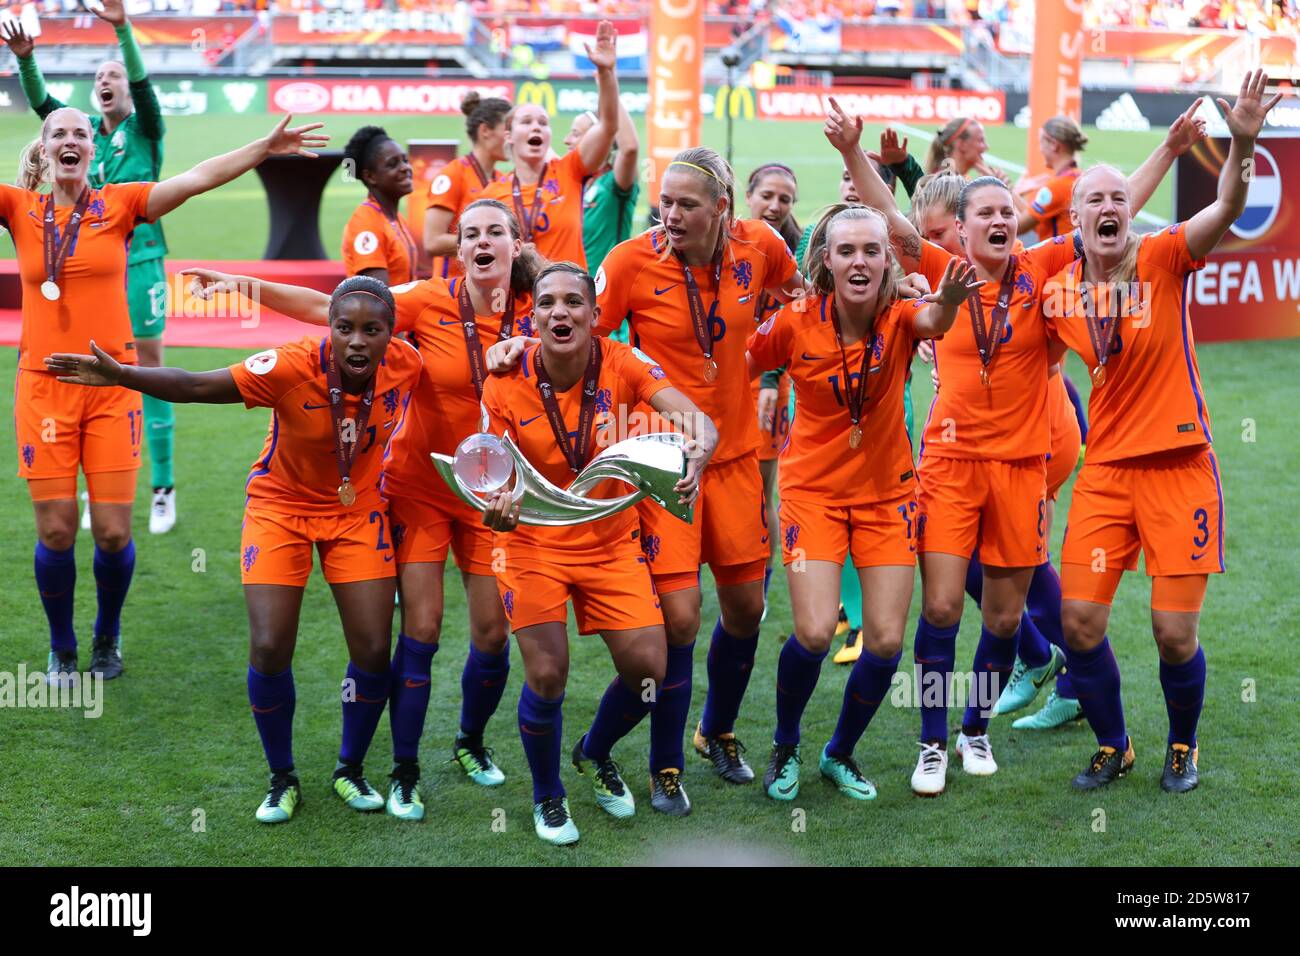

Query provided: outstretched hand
[486,336,527,373]
[925,258,984,307]
[1,20,34,59]
[823,96,864,153]
[868,128,910,167]
[1216,68,1283,142]
[85,0,127,27]
[1165,101,1208,156]
[263,115,330,158]
[586,19,618,72]
[44,341,123,387]
[180,267,244,301]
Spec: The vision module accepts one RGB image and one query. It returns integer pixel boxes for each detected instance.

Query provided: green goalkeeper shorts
[128,258,168,341]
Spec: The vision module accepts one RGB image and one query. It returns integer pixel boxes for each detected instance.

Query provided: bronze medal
[324,341,375,509]
[1091,365,1106,387]
[1082,272,1124,389]
[703,359,719,383]
[338,480,357,507]
[980,367,991,387]
[848,424,863,449]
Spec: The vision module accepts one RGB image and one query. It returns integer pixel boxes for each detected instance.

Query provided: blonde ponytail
[17,138,47,190]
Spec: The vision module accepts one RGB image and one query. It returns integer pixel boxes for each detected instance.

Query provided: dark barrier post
[255,150,345,260]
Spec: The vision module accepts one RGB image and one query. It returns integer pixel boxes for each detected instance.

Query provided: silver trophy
[433,431,694,526]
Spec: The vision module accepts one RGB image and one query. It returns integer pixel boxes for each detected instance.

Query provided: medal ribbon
[324,342,376,496]
[510,164,548,243]
[828,295,879,431]
[43,188,91,291]
[967,254,1018,377]
[1081,271,1123,375]
[533,339,602,473]
[466,154,491,189]
[458,280,516,400]
[677,245,724,366]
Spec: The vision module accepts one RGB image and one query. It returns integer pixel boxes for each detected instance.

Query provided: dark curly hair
[343,125,393,180]
[329,274,396,328]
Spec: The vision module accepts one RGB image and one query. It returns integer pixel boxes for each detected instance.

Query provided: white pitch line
[890,121,1168,227]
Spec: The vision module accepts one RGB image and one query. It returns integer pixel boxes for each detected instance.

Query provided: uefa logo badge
[1230,144,1281,241]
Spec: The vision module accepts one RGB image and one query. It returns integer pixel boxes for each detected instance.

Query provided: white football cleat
[911,741,948,797]
[79,491,91,531]
[956,732,998,776]
[149,487,176,535]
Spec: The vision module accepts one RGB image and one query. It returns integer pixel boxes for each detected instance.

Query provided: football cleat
[649,769,692,817]
[819,746,876,801]
[694,723,754,784]
[88,634,123,681]
[911,741,948,797]
[79,491,91,531]
[46,650,78,686]
[571,739,635,819]
[763,742,801,800]
[834,605,850,638]
[533,796,579,846]
[1071,738,1135,791]
[386,761,424,821]
[1160,743,1199,794]
[256,771,301,824]
[149,487,177,535]
[955,732,998,776]
[1011,690,1085,730]
[832,628,863,666]
[332,763,385,811]
[991,645,1065,716]
[452,734,505,787]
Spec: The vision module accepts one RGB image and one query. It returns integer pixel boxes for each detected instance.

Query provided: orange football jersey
[382,276,532,503]
[230,335,421,516]
[1030,165,1081,242]
[480,337,673,563]
[748,292,921,505]
[479,150,593,269]
[595,218,799,464]
[916,235,1078,461]
[1044,222,1211,463]
[0,182,154,371]
[342,199,419,285]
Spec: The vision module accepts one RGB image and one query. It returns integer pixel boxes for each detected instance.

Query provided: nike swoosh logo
[1190,551,1206,560]
[439,318,461,326]
[520,414,544,426]
[384,553,394,563]
[800,352,822,361]
[404,679,430,689]
[356,694,386,704]
[251,704,282,714]
[384,420,395,429]
[144,316,161,326]
[302,401,330,410]
[654,285,678,296]
[776,780,797,795]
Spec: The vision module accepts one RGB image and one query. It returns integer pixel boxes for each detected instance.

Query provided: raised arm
[867,129,922,198]
[824,97,922,270]
[577,21,620,175]
[1126,100,1208,217]
[912,258,983,339]
[1185,70,1282,260]
[147,115,328,221]
[611,100,640,191]
[181,268,331,326]
[96,0,165,142]
[46,342,242,404]
[2,22,62,118]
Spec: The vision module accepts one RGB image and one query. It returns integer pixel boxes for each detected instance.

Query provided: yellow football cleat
[834,605,850,638]
[833,628,862,666]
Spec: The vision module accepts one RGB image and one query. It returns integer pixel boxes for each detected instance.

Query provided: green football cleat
[571,739,635,819]
[386,761,425,821]
[332,763,384,812]
[452,734,505,787]
[1011,690,1085,730]
[763,742,801,800]
[992,645,1064,717]
[533,796,580,846]
[256,772,301,824]
[819,746,877,801]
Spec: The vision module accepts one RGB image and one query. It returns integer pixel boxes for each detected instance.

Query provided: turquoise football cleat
[256,772,301,824]
[763,742,801,801]
[332,763,384,812]
[1011,689,1085,729]
[819,746,877,801]
[533,796,580,846]
[992,644,1065,717]
[452,735,506,787]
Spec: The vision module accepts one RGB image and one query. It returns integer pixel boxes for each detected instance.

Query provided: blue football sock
[827,647,901,757]
[518,683,565,802]
[1056,668,1076,698]
[1063,373,1089,444]
[389,633,437,761]
[914,616,959,743]
[93,539,134,639]
[964,552,984,606]
[763,565,773,601]
[774,636,827,745]
[962,623,1019,734]
[35,542,77,653]
[460,640,510,737]
[650,640,694,773]
[248,666,295,772]
[700,619,759,737]
[582,675,650,761]
[1065,637,1126,750]
[1026,559,1066,650]
[339,662,391,766]
[1160,646,1206,747]
[1017,611,1053,669]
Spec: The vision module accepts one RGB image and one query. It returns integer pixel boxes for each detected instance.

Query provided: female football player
[1046,71,1280,793]
[3,110,324,684]
[46,276,421,824]
[479,261,717,845]
[341,125,418,285]
[748,204,981,801]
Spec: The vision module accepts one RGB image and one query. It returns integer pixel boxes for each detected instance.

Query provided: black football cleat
[1071,738,1135,791]
[89,634,123,680]
[694,722,755,784]
[649,769,692,817]
[1160,743,1199,793]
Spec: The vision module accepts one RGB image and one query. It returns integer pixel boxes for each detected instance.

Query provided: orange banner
[1026,1,1084,179]
[647,0,704,206]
